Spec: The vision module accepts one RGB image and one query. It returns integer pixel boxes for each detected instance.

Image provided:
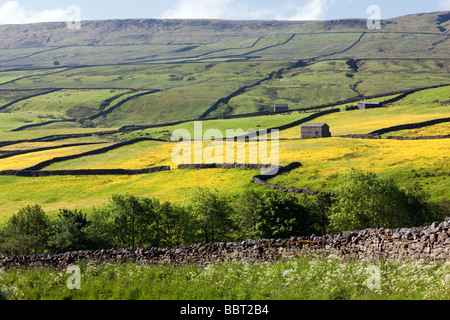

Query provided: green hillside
[0,11,448,218]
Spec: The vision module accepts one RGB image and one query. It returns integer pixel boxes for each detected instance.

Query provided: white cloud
[0,1,77,25]
[277,0,334,20]
[438,0,450,10]
[161,0,335,21]
[163,0,242,20]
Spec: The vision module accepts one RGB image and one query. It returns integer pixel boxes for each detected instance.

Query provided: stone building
[274,104,289,112]
[358,101,381,110]
[301,123,332,139]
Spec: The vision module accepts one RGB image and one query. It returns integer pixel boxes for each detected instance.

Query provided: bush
[185,187,233,243]
[49,209,93,253]
[231,189,262,240]
[89,194,161,248]
[0,205,52,255]
[306,191,336,235]
[252,189,312,239]
[329,170,432,233]
[155,201,196,248]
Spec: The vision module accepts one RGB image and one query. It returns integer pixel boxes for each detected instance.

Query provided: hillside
[0,12,449,218]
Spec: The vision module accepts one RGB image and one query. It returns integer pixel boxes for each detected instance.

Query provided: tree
[49,209,92,253]
[253,189,312,239]
[90,194,160,248]
[157,202,195,248]
[186,187,233,243]
[329,169,431,233]
[0,205,52,255]
[231,189,262,240]
[307,191,335,235]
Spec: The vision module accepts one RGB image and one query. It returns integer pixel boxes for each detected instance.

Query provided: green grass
[0,89,131,131]
[0,168,259,219]
[109,112,311,141]
[1,255,448,300]
[0,14,449,222]
[227,60,450,115]
[334,33,450,60]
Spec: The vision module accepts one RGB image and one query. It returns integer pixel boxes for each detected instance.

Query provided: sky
[0,0,449,24]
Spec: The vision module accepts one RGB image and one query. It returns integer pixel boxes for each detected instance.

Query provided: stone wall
[0,166,170,177]
[338,134,381,139]
[385,135,450,140]
[370,117,450,136]
[1,219,449,269]
[178,163,275,170]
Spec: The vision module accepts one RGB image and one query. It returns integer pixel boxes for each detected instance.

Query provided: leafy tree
[329,169,430,233]
[157,202,195,248]
[306,191,335,235]
[0,205,52,255]
[231,188,262,240]
[253,189,312,239]
[90,194,160,248]
[428,200,450,224]
[186,187,233,243]
[49,209,92,253]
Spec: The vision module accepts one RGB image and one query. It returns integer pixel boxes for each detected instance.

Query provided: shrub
[49,209,93,253]
[185,187,233,243]
[306,191,336,235]
[156,201,196,248]
[0,205,52,255]
[89,194,161,248]
[252,189,312,239]
[329,170,431,233]
[231,188,262,240]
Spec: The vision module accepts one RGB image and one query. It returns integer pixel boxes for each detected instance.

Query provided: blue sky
[0,0,449,24]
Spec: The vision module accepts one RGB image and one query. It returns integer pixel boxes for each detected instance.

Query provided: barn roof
[359,101,380,105]
[301,123,328,127]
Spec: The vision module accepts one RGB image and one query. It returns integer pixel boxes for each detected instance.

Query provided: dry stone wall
[2,219,449,269]
[0,166,170,177]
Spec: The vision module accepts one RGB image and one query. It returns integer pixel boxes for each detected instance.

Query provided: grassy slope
[0,13,449,218]
[0,87,448,217]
